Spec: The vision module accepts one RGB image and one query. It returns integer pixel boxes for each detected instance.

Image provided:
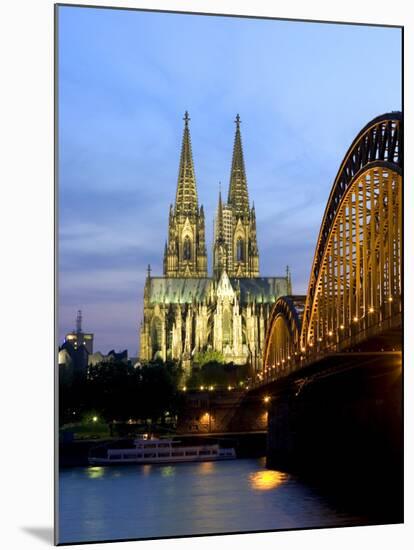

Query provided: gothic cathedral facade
[139,112,291,374]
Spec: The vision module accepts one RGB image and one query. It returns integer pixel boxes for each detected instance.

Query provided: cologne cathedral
[139,112,291,374]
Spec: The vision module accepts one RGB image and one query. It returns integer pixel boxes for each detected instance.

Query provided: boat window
[144,452,156,458]
[158,443,170,448]
[157,452,170,457]
[172,452,184,456]
[110,454,121,460]
[185,451,198,456]
[199,450,211,455]
[124,454,137,459]
[145,444,156,448]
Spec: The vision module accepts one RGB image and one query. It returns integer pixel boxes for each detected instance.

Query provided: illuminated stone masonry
[139,113,290,375]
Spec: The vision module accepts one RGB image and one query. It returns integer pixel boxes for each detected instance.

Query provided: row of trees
[59,359,184,427]
[187,361,250,388]
[59,356,252,428]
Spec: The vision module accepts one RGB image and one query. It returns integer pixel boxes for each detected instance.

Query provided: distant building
[58,340,89,379]
[65,310,94,354]
[58,348,73,368]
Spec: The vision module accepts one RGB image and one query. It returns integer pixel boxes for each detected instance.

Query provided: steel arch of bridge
[262,112,402,383]
[262,296,306,381]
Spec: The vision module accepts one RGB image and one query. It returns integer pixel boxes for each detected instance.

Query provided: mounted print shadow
[56,3,403,545]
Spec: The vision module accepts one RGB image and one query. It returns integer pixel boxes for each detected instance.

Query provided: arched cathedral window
[223,308,231,345]
[151,317,163,358]
[183,236,192,260]
[236,238,244,262]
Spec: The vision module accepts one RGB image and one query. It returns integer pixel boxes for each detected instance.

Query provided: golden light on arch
[299,113,402,352]
[264,113,402,375]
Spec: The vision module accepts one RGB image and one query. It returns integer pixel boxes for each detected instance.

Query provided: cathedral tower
[164,112,208,277]
[213,115,260,278]
[140,112,290,370]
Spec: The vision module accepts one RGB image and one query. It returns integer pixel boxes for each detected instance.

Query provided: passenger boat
[88,434,236,465]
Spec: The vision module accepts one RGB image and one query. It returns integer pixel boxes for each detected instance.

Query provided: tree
[193,350,224,367]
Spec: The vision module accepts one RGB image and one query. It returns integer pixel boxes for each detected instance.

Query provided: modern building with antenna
[64,310,94,354]
[139,113,291,374]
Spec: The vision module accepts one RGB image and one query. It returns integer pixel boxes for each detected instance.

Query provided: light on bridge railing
[369,306,375,313]
[328,330,333,337]
[340,324,345,330]
[263,396,271,404]
[318,337,322,342]
[388,296,393,302]
[353,316,358,322]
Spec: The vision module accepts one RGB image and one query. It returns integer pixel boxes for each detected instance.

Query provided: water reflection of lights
[198,461,215,474]
[249,470,288,491]
[142,464,152,476]
[87,466,105,479]
[161,466,175,477]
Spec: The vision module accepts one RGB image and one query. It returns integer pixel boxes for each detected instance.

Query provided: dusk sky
[58,6,401,355]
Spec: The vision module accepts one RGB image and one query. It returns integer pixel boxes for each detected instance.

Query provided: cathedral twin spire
[214,114,259,278]
[228,114,250,217]
[164,111,207,278]
[163,111,259,279]
[175,111,198,215]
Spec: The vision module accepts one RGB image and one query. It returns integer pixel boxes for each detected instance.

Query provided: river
[58,457,371,544]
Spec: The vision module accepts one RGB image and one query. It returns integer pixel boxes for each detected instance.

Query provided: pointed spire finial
[218,184,224,229]
[147,264,152,278]
[228,114,249,215]
[175,111,198,214]
[215,183,226,253]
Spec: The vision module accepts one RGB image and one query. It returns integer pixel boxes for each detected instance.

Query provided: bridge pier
[266,353,402,521]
